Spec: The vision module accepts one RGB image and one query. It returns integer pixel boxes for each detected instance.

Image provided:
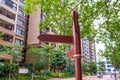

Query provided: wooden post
[73,11,82,80]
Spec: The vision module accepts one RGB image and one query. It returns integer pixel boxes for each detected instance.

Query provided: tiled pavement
[52,75,118,80]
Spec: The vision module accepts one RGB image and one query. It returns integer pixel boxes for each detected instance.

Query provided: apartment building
[81,38,96,63]
[0,0,27,46]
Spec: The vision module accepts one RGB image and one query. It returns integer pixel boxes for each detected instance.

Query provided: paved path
[52,75,117,80]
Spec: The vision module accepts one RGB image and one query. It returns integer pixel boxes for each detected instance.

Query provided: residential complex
[0,0,96,63]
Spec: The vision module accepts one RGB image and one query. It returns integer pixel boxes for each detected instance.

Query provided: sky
[95,42,105,62]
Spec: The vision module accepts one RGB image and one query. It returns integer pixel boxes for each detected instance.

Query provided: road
[52,75,117,80]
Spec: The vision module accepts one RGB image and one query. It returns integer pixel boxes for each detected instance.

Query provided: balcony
[0,7,16,20]
[0,27,15,36]
[11,0,18,4]
[0,14,15,24]
[0,0,17,14]
[0,19,15,35]
[0,40,13,45]
[1,34,13,43]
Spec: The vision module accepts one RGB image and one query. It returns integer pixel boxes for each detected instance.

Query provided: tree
[81,61,89,74]
[101,44,120,69]
[28,45,55,72]
[0,44,23,62]
[97,61,106,72]
[0,44,23,79]
[88,61,97,75]
[51,49,67,72]
[24,0,120,51]
[24,0,104,37]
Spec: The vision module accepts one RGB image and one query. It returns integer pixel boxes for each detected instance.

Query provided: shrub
[84,72,90,75]
[51,73,59,78]
[60,73,66,78]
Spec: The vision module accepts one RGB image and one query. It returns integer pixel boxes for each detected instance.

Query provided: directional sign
[38,34,73,44]
[66,48,74,58]
[38,11,82,80]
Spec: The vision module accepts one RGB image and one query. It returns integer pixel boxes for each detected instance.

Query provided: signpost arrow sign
[38,34,73,44]
[38,11,82,80]
[66,48,74,58]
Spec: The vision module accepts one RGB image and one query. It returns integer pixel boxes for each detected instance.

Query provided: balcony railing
[2,34,13,42]
[0,24,14,31]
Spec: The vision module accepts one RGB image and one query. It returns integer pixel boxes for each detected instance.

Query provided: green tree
[97,61,106,72]
[0,44,23,62]
[28,45,55,72]
[51,49,67,72]
[24,0,120,38]
[64,58,75,76]
[101,44,120,69]
[81,61,89,74]
[88,61,97,75]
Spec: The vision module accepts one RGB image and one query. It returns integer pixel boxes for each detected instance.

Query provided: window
[107,65,113,68]
[16,28,24,35]
[5,25,14,31]
[0,0,5,4]
[13,3,17,10]
[40,13,46,20]
[15,38,23,45]
[19,0,24,6]
[17,19,24,26]
[18,9,24,16]
[107,69,111,72]
[1,0,17,10]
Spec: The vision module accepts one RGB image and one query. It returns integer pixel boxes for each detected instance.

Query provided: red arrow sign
[38,34,73,44]
[66,48,74,58]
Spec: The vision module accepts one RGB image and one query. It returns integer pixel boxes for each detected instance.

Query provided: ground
[53,75,119,80]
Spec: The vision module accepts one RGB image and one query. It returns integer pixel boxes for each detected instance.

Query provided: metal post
[73,11,82,80]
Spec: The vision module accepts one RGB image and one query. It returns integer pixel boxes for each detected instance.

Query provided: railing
[3,34,13,42]
[0,24,14,31]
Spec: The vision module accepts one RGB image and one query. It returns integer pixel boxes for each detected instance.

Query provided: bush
[84,72,90,75]
[51,73,59,78]
[60,73,66,78]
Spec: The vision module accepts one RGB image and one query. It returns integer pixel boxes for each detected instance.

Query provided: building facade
[0,0,27,46]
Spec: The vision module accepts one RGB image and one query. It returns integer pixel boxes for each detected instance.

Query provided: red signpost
[38,11,82,80]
